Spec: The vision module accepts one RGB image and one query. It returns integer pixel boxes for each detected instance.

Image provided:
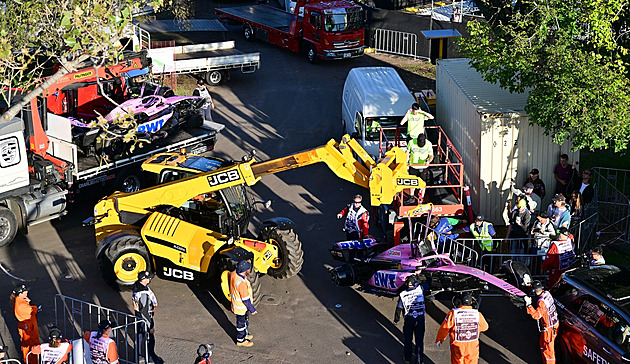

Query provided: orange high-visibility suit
[435,305,489,364]
[14,296,40,363]
[526,290,559,364]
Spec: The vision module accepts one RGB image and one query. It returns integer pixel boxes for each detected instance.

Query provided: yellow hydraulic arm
[97,135,425,220]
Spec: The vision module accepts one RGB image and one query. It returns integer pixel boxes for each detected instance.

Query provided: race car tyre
[243,24,254,41]
[260,227,304,279]
[101,235,151,291]
[217,257,262,306]
[205,70,226,86]
[185,113,204,129]
[0,207,18,248]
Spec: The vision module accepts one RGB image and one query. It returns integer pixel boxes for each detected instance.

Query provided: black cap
[552,193,565,202]
[98,319,115,331]
[462,293,473,306]
[530,169,539,175]
[475,215,484,222]
[197,79,204,86]
[532,280,544,290]
[12,284,29,295]
[558,227,570,236]
[138,271,154,281]
[48,326,62,340]
[236,260,252,273]
[539,211,549,218]
[197,343,215,358]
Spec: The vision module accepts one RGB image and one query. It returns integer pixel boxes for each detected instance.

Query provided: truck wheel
[307,45,318,64]
[243,24,255,41]
[260,227,304,279]
[217,258,262,306]
[205,70,225,86]
[115,166,146,193]
[0,207,18,248]
[102,235,151,290]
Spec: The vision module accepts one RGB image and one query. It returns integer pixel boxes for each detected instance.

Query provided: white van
[341,67,417,158]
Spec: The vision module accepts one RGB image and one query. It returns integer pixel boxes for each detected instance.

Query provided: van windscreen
[364,116,404,141]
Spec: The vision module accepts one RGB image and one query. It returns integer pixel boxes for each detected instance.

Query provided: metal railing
[54,294,148,364]
[591,167,630,245]
[0,360,21,363]
[374,29,425,60]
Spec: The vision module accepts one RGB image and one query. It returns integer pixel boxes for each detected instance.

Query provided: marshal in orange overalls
[435,305,489,364]
[14,295,40,363]
[526,290,559,364]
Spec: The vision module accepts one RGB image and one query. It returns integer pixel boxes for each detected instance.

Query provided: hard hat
[12,284,29,295]
[517,199,527,208]
[138,271,155,281]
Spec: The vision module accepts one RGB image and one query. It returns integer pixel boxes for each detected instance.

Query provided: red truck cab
[299,0,365,61]
[216,0,364,63]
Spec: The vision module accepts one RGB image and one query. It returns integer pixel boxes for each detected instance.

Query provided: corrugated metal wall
[437,59,579,224]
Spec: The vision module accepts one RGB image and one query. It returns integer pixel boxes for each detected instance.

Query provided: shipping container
[436,58,579,224]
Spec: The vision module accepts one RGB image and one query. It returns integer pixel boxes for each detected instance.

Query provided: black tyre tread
[0,207,18,248]
[262,227,304,279]
[248,269,262,306]
[216,257,262,306]
[104,235,151,291]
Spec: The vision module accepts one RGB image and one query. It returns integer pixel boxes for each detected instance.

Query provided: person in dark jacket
[571,169,594,204]
[394,277,428,364]
[525,168,546,199]
[132,271,163,364]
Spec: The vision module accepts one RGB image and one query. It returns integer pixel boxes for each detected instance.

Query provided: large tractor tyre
[102,235,151,291]
[260,227,304,279]
[0,207,18,248]
[217,258,262,306]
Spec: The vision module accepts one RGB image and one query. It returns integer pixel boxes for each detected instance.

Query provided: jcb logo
[163,267,194,281]
[207,170,240,186]
[397,178,419,186]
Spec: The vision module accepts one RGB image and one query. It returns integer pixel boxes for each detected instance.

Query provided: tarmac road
[0,32,543,363]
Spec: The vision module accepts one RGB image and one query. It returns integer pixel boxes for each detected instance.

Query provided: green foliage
[460,0,630,151]
[0,0,172,123]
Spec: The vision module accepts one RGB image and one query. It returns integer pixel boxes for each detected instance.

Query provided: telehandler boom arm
[97,135,425,222]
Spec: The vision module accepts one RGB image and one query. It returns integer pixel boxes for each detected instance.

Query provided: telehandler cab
[89,135,424,303]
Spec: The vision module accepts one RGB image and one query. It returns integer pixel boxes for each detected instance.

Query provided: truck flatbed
[218,5,297,32]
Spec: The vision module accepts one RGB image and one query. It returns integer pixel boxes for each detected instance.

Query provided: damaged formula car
[328,229,532,306]
[71,94,205,158]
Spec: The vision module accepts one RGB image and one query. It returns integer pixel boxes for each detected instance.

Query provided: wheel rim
[308,49,315,61]
[0,217,10,241]
[113,253,147,283]
[121,175,141,193]
[245,27,252,39]
[268,238,284,269]
[220,270,232,302]
[208,71,221,84]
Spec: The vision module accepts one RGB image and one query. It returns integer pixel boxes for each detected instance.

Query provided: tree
[459,0,630,151]
[0,0,174,125]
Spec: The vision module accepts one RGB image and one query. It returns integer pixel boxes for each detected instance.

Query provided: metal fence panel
[54,294,148,364]
[374,28,422,59]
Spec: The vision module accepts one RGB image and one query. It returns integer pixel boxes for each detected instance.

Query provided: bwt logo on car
[137,118,166,133]
[208,170,241,186]
[372,271,397,289]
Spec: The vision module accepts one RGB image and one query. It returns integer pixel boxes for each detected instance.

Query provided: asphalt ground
[0,20,543,364]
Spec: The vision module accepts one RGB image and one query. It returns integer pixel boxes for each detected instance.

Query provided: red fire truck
[216,0,365,63]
